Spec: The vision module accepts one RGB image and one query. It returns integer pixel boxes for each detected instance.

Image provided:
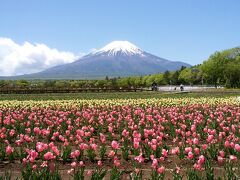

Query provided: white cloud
[88,48,98,53]
[0,37,81,76]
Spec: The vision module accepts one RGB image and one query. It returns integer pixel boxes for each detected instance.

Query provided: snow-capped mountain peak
[10,40,191,79]
[93,41,144,56]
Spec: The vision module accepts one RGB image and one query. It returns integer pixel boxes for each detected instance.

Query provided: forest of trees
[201,47,240,88]
[0,66,189,90]
[0,47,239,90]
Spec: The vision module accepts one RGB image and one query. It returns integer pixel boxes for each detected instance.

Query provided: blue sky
[0,0,240,75]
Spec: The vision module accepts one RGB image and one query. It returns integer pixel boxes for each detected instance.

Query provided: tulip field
[0,96,240,179]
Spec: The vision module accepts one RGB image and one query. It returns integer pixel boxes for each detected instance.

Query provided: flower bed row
[0,98,239,179]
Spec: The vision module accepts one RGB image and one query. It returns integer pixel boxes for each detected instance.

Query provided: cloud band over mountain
[0,37,80,76]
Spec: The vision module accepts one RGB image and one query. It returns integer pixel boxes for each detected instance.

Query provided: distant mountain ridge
[1,41,191,79]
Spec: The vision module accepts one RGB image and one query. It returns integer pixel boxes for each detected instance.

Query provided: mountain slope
[4,41,191,79]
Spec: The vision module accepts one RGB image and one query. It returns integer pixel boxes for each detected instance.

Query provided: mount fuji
[8,41,191,79]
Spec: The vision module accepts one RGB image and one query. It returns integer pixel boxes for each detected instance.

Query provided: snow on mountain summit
[93,41,144,56]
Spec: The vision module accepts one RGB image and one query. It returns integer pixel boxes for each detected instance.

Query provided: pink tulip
[122,129,129,137]
[133,141,140,149]
[41,161,48,167]
[108,150,115,157]
[22,158,27,165]
[162,149,168,157]
[97,160,103,167]
[175,166,181,174]
[159,156,165,162]
[113,156,121,167]
[230,142,235,148]
[171,147,180,155]
[43,152,55,160]
[231,125,236,132]
[63,140,69,147]
[59,135,65,142]
[52,146,60,156]
[33,127,41,135]
[193,138,199,145]
[185,147,192,154]
[134,168,140,174]
[79,161,84,167]
[151,144,157,151]
[100,133,106,143]
[27,149,38,162]
[67,169,74,174]
[150,155,155,160]
[234,144,240,152]
[90,143,98,151]
[186,131,191,137]
[74,150,80,157]
[151,158,158,169]
[217,156,224,165]
[224,140,230,148]
[111,140,119,150]
[219,150,225,158]
[32,164,37,170]
[193,163,202,170]
[157,166,165,174]
[71,162,77,168]
[194,148,200,155]
[9,129,15,137]
[134,154,144,163]
[87,170,92,176]
[229,155,237,162]
[202,144,208,150]
[108,126,113,133]
[76,129,84,136]
[36,142,47,152]
[197,155,205,164]
[6,145,14,155]
[79,143,88,150]
[187,152,194,159]
[207,135,214,143]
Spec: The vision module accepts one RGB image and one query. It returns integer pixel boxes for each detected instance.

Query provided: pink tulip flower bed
[0,100,240,179]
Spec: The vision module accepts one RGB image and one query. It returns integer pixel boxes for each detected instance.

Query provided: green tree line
[0,66,188,90]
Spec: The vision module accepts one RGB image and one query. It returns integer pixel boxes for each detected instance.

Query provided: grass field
[0,90,240,100]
